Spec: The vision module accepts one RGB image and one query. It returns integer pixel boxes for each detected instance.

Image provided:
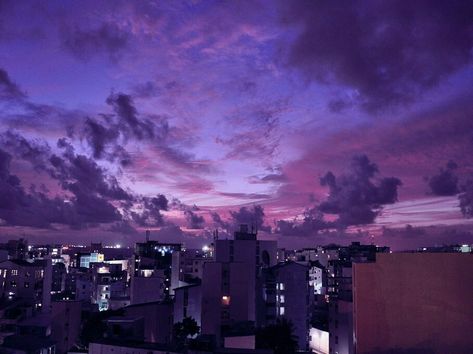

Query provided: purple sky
[1,0,473,249]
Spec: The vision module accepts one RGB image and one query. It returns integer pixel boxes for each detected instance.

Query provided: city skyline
[1,1,473,249]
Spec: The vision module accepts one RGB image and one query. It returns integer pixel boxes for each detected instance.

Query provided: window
[11,270,18,276]
[279,295,285,303]
[279,307,285,315]
[221,295,230,306]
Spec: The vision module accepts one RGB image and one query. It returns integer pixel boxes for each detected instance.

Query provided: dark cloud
[83,118,118,159]
[107,221,139,235]
[132,81,161,99]
[0,131,173,230]
[131,194,169,227]
[459,179,473,218]
[81,92,202,172]
[211,211,230,230]
[184,209,205,229]
[276,207,329,236]
[50,140,133,202]
[62,23,130,62]
[0,68,26,101]
[106,93,156,141]
[219,192,271,200]
[427,161,459,196]
[248,173,287,184]
[382,224,426,239]
[229,204,271,233]
[281,1,473,111]
[318,155,402,227]
[0,147,119,229]
[0,130,51,171]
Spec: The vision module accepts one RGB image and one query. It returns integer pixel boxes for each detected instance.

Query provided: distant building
[78,252,104,269]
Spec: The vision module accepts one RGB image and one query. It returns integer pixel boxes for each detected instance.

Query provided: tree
[173,316,200,350]
[256,318,298,354]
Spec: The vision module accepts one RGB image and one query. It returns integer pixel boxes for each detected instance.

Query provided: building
[124,301,174,344]
[78,252,104,269]
[89,340,178,354]
[353,253,473,354]
[201,225,277,341]
[0,259,52,312]
[51,300,82,354]
[174,282,202,327]
[0,334,56,354]
[91,263,127,311]
[130,239,181,304]
[262,261,313,351]
[327,243,389,354]
[179,247,214,283]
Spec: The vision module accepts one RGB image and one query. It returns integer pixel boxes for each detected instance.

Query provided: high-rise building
[201,225,277,340]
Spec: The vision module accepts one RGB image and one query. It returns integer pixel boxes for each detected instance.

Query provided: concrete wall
[309,327,329,354]
[353,253,473,354]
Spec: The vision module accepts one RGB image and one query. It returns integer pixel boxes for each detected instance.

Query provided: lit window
[279,307,285,315]
[278,283,285,291]
[279,295,285,303]
[221,295,231,306]
[11,270,18,276]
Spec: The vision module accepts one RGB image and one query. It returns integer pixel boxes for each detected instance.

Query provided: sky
[1,0,473,249]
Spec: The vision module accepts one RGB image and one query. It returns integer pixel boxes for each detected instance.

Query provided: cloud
[211,211,230,230]
[318,155,402,227]
[0,131,175,231]
[130,194,168,227]
[184,209,205,229]
[106,93,156,141]
[276,207,328,236]
[280,1,473,111]
[229,204,271,233]
[248,173,287,184]
[459,179,473,218]
[0,146,121,228]
[0,68,26,102]
[427,161,459,196]
[62,22,130,62]
[216,101,285,162]
[219,192,271,200]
